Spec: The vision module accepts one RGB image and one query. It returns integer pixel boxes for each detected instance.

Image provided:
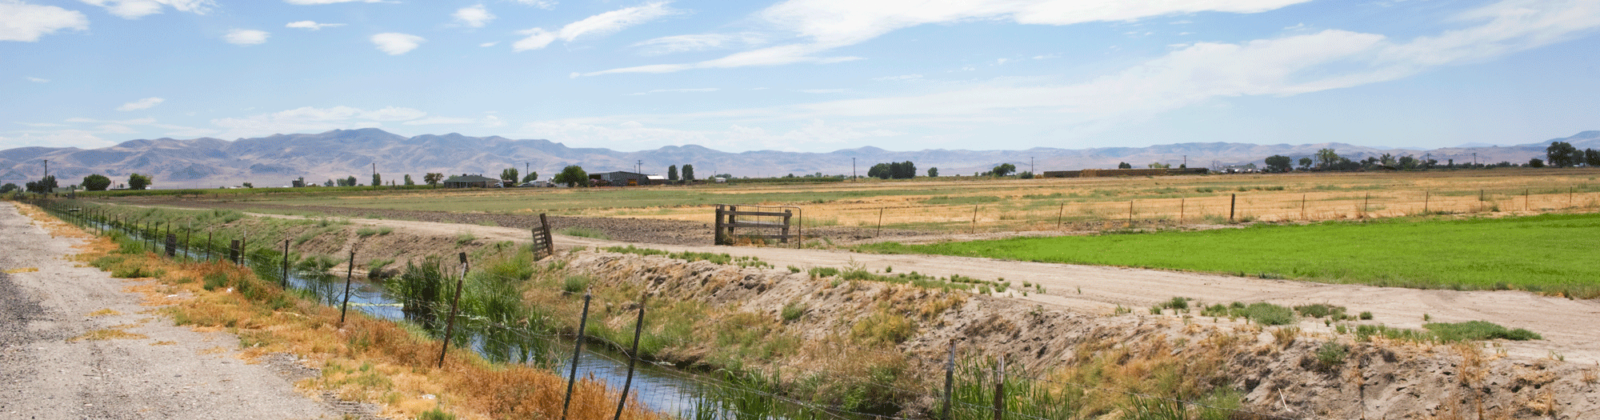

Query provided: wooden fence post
[971,206,979,234]
[438,253,469,369]
[944,340,956,420]
[782,210,792,245]
[1127,201,1134,227]
[540,213,554,257]
[339,249,356,325]
[1424,190,1430,214]
[1057,202,1065,228]
[1229,194,1236,223]
[993,354,1006,420]
[877,208,884,237]
[561,288,593,420]
[1301,195,1307,220]
[281,240,290,288]
[1179,198,1185,225]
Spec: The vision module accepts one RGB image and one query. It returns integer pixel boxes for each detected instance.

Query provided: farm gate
[713,205,802,248]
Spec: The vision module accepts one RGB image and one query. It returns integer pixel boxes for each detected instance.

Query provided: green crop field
[857,213,1600,298]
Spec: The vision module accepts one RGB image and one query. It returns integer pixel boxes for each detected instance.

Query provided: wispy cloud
[0,1,88,41]
[286,20,345,30]
[116,97,164,111]
[224,29,269,45]
[631,32,767,55]
[371,33,424,55]
[628,88,718,95]
[211,105,427,138]
[81,0,215,19]
[799,89,845,93]
[453,4,494,28]
[872,74,922,81]
[509,0,556,9]
[26,77,50,83]
[284,0,385,4]
[514,2,676,51]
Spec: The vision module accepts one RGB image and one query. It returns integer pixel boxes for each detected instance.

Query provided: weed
[850,308,915,346]
[355,226,392,237]
[781,301,807,322]
[1425,321,1541,341]
[562,275,589,294]
[1272,327,1299,348]
[1316,341,1348,369]
[1359,311,1373,320]
[1202,302,1295,325]
[787,265,801,273]
[1294,304,1349,320]
[417,408,457,420]
[454,232,476,246]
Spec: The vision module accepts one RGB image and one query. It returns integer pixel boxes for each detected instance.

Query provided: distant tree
[1117,162,1132,169]
[1147,162,1171,169]
[1399,155,1418,170]
[424,173,443,187]
[500,168,519,185]
[336,178,349,187]
[553,165,589,187]
[82,174,112,191]
[324,179,335,187]
[1586,148,1600,167]
[1019,171,1034,179]
[867,163,891,179]
[403,174,415,186]
[242,182,254,189]
[928,167,939,177]
[1298,157,1313,170]
[896,161,915,179]
[1547,141,1579,168]
[372,173,382,187]
[1264,155,1293,172]
[992,163,1016,177]
[0,183,16,194]
[26,177,58,193]
[682,164,695,181]
[1447,159,1454,168]
[1316,148,1341,170]
[668,165,679,181]
[128,173,151,190]
[521,172,538,182]
[1529,158,1546,168]
[345,175,358,187]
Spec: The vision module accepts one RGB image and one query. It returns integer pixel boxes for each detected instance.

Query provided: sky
[2,0,1598,153]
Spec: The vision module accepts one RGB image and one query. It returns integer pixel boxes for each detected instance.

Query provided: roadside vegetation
[859,213,1600,298]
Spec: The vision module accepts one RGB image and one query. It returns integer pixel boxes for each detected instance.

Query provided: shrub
[418,407,457,420]
[1294,304,1348,320]
[781,301,807,322]
[1425,321,1541,341]
[1359,311,1373,320]
[455,232,476,246]
[562,275,589,294]
[808,267,840,279]
[1316,341,1348,369]
[850,309,915,346]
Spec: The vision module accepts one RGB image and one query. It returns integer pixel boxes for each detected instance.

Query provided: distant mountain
[1,129,1595,188]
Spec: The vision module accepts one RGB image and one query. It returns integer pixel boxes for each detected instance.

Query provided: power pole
[1030,157,1034,175]
[637,160,643,174]
[852,158,856,181]
[43,160,48,178]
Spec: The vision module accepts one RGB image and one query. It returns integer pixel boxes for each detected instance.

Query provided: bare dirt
[0,202,369,419]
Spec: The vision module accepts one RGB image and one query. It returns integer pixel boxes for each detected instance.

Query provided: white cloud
[224,29,269,45]
[514,2,676,51]
[510,0,556,9]
[519,118,899,150]
[873,74,921,81]
[0,130,108,149]
[286,20,344,30]
[210,106,427,138]
[799,89,845,93]
[0,1,89,42]
[479,41,497,47]
[80,0,214,19]
[631,32,767,55]
[370,32,423,55]
[26,76,50,83]
[453,4,494,28]
[588,0,1308,75]
[284,0,384,4]
[628,88,718,95]
[116,97,165,111]
[401,115,504,127]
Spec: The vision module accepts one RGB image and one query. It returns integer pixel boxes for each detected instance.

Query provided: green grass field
[857,214,1600,298]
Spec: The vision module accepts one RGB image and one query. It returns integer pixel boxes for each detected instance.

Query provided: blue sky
[2,0,1598,152]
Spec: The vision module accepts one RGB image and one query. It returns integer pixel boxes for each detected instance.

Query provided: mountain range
[2,129,1595,188]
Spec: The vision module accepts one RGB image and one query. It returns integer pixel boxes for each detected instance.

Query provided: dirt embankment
[566,251,1600,419]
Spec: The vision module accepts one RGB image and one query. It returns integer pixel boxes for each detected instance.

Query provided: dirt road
[0,202,345,419]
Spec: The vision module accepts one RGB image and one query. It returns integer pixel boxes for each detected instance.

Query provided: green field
[858,213,1600,298]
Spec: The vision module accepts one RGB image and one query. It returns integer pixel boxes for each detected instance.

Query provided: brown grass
[69,326,148,342]
[3,267,39,274]
[87,308,121,317]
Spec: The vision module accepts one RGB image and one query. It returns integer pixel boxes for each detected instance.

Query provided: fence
[714,204,801,247]
[25,197,1332,420]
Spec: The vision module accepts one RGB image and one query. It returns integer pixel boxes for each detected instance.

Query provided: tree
[867,163,891,179]
[424,173,443,187]
[553,165,589,187]
[1264,155,1293,172]
[1117,162,1132,169]
[682,164,695,181]
[242,182,254,188]
[404,174,415,186]
[345,175,358,187]
[668,165,679,181]
[928,167,938,177]
[0,183,16,194]
[992,163,1016,177]
[1315,148,1341,170]
[1586,148,1600,167]
[1298,157,1313,170]
[373,173,383,187]
[500,168,519,185]
[522,172,537,182]
[82,174,112,191]
[1529,158,1545,168]
[26,177,57,193]
[1019,171,1034,179]
[128,173,151,190]
[1547,141,1579,168]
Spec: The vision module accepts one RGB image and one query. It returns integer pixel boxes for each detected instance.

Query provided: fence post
[728,205,738,241]
[339,249,356,325]
[993,354,1006,420]
[782,210,792,245]
[1229,194,1236,223]
[1057,202,1065,228]
[165,234,177,258]
[1127,201,1133,227]
[206,231,212,261]
[229,240,241,264]
[437,253,468,368]
[540,213,555,257]
[1524,189,1529,211]
[1302,194,1307,220]
[612,294,648,420]
[971,206,979,234]
[1363,194,1370,217]
[281,240,290,288]
[1179,198,1185,225]
[876,208,884,237]
[943,340,955,420]
[562,288,594,420]
[1424,190,1430,214]
[714,206,725,245]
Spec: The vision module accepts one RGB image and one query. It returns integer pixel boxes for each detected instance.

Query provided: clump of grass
[781,301,807,322]
[808,267,840,278]
[787,265,801,273]
[1272,327,1299,348]
[1315,341,1348,370]
[1359,311,1373,320]
[1425,321,1541,341]
[557,227,609,240]
[562,275,589,294]
[355,226,393,238]
[850,308,915,346]
[418,408,457,420]
[69,326,148,342]
[1202,302,1295,325]
[1294,304,1350,320]
[454,232,476,246]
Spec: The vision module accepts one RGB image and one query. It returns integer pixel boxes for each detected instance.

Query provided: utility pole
[637,159,643,174]
[1184,155,1187,167]
[852,158,856,181]
[43,160,48,178]
[1030,157,1034,175]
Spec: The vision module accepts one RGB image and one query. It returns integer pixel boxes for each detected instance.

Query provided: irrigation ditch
[23,197,1600,420]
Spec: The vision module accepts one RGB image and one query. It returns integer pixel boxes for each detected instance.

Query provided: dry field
[198,168,1600,234]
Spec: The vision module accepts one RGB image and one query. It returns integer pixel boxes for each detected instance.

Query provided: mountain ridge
[1,128,1593,188]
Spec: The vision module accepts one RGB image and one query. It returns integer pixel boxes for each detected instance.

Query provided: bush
[418,407,457,420]
[1425,321,1541,341]
[1316,341,1348,369]
[1359,311,1373,320]
[562,275,589,294]
[850,309,915,346]
[781,301,806,322]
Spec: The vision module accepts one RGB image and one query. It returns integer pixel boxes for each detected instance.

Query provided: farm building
[442,174,499,188]
[1042,168,1208,178]
[589,171,657,186]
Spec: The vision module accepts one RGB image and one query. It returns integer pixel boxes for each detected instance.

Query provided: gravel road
[0,202,344,419]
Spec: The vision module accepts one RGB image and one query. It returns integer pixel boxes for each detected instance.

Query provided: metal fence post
[876,208,884,237]
[1424,190,1430,214]
[1057,202,1065,228]
[971,206,979,234]
[1127,200,1134,227]
[944,340,956,420]
[437,253,468,368]
[562,288,593,420]
[993,354,1006,420]
[1363,194,1370,217]
[281,239,290,288]
[613,294,648,420]
[1229,194,1236,223]
[340,249,356,325]
[205,231,212,261]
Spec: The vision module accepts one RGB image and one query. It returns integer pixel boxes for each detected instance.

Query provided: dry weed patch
[69,325,148,342]
[3,267,39,274]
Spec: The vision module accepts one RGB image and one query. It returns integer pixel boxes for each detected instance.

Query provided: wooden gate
[714,205,801,247]
[532,213,555,260]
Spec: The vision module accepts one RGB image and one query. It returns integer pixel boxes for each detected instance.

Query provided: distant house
[590,171,656,186]
[442,174,499,188]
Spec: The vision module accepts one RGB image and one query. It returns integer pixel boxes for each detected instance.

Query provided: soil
[0,202,376,419]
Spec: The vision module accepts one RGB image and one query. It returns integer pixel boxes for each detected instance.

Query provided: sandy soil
[233,209,1600,367]
[0,202,353,419]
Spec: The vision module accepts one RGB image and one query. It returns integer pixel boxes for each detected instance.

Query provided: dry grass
[69,325,148,342]
[87,308,121,317]
[3,267,39,274]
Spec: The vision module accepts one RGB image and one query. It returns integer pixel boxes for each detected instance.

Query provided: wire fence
[26,197,1340,420]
